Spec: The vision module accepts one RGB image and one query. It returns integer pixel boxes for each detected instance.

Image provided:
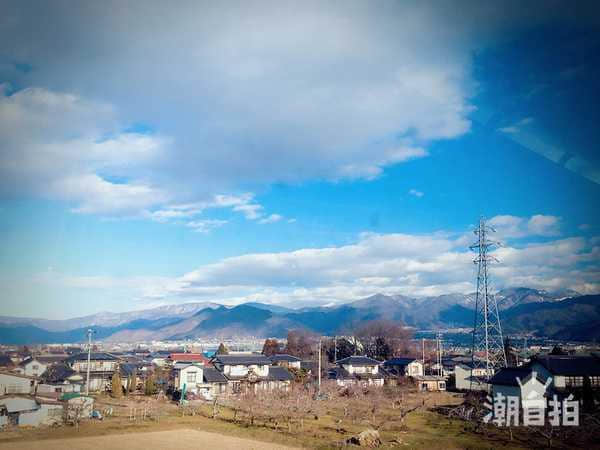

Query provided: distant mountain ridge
[0,287,594,344]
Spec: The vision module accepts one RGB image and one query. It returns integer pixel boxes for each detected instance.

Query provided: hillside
[0,288,595,344]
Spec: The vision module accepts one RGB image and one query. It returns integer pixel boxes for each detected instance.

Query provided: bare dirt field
[0,428,298,450]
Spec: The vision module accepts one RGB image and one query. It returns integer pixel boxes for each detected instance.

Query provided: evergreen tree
[144,375,157,396]
[111,371,123,398]
[216,342,229,355]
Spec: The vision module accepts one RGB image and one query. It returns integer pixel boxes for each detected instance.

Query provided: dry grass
[0,389,531,449]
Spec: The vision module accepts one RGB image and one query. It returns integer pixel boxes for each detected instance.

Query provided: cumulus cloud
[105,215,594,306]
[488,214,561,239]
[0,1,478,216]
[186,219,228,233]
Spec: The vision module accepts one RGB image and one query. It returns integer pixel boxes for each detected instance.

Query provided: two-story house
[383,357,424,377]
[269,354,302,370]
[65,352,120,392]
[329,356,385,387]
[455,361,492,391]
[211,354,293,393]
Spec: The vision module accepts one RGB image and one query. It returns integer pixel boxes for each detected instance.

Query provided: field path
[0,429,299,450]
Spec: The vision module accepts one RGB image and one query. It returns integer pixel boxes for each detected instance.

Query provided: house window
[589,376,600,387]
[565,376,583,387]
[231,382,241,393]
[32,365,39,370]
[187,372,197,383]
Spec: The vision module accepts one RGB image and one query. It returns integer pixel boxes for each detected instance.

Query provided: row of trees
[262,319,414,362]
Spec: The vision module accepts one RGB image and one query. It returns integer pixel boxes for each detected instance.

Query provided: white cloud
[409,189,424,198]
[527,214,561,236]
[488,214,561,239]
[0,2,481,214]
[126,215,596,306]
[186,219,228,233]
[21,216,598,312]
[258,214,283,224]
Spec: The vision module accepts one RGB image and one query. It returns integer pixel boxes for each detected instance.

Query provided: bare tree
[355,320,413,360]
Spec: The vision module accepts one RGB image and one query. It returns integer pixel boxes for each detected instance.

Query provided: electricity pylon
[469,217,506,386]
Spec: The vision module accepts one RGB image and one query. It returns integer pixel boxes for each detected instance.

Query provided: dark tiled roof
[269,354,301,362]
[384,357,417,367]
[327,366,384,380]
[530,355,600,376]
[36,355,68,364]
[490,367,537,387]
[267,366,294,381]
[41,364,77,383]
[213,354,272,365]
[337,356,382,366]
[66,352,119,363]
[203,368,228,383]
[0,356,12,367]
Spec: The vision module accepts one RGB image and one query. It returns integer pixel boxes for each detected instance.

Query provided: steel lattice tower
[470,217,506,386]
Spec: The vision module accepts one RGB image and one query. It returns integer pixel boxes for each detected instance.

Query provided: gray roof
[203,368,228,383]
[384,357,417,367]
[489,367,536,386]
[337,356,382,366]
[269,354,301,362]
[41,364,77,383]
[213,354,272,365]
[267,366,294,381]
[530,355,600,376]
[66,352,119,363]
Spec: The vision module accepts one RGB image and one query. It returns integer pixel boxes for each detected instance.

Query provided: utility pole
[85,328,93,396]
[317,338,322,394]
[470,217,507,387]
[436,333,443,377]
[422,338,425,371]
[334,335,337,363]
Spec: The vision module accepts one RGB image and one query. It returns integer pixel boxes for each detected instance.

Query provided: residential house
[329,356,385,387]
[0,396,63,427]
[211,354,294,393]
[269,354,302,369]
[383,357,423,377]
[0,372,34,395]
[454,362,490,391]
[172,363,204,393]
[527,354,600,391]
[202,367,228,397]
[65,352,120,392]
[414,375,446,391]
[16,358,48,378]
[489,366,540,400]
[36,364,83,397]
[168,353,210,365]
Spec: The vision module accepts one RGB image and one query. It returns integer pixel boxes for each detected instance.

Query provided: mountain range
[0,287,597,344]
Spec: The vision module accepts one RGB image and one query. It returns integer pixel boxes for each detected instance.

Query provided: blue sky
[0,1,599,318]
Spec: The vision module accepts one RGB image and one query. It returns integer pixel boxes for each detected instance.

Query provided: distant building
[0,396,63,427]
[211,354,294,393]
[269,354,302,370]
[168,353,210,365]
[16,358,49,378]
[528,354,600,391]
[454,362,490,391]
[329,356,385,387]
[37,363,83,396]
[65,352,120,392]
[0,372,35,395]
[414,375,446,391]
[383,357,423,377]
